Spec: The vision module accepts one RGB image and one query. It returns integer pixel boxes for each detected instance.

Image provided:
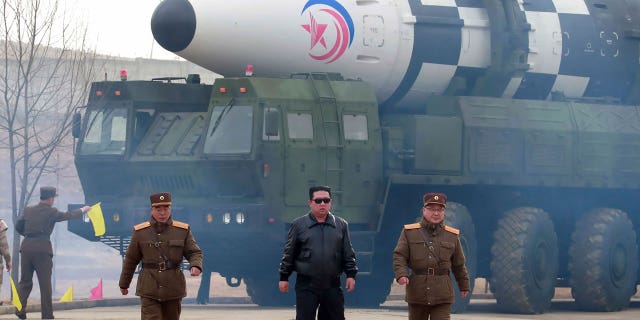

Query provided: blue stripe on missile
[455,0,483,8]
[584,76,634,101]
[581,2,639,101]
[582,31,637,100]
[522,0,556,13]
[513,73,557,100]
[454,66,486,93]
[382,0,465,109]
[414,5,462,65]
[557,14,597,77]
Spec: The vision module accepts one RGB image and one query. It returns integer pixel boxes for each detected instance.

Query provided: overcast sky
[73,0,177,60]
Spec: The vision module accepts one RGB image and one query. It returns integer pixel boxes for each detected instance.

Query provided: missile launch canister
[152,0,640,110]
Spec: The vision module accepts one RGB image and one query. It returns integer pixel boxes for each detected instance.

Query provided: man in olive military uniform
[15,186,91,320]
[393,192,470,320]
[119,192,203,320]
[0,219,12,305]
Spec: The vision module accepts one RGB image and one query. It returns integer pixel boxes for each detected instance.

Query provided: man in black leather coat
[279,186,358,320]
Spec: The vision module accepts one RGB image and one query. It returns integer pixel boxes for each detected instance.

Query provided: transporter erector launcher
[66,0,640,314]
[151,0,640,110]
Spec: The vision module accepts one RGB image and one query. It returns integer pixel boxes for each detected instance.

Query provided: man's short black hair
[309,186,332,199]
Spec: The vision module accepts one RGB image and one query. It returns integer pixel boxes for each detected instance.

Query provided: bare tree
[0,0,96,281]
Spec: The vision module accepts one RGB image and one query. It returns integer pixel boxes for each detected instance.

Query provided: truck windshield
[203,105,253,154]
[80,108,128,155]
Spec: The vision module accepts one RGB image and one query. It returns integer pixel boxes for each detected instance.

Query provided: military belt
[415,267,450,276]
[142,261,180,271]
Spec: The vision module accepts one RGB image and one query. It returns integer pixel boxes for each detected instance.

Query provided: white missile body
[152,0,640,108]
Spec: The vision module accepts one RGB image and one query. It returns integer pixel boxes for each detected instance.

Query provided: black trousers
[295,276,344,320]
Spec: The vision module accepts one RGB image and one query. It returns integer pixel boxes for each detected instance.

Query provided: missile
[152,0,640,109]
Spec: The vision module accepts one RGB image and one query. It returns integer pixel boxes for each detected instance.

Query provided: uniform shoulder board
[134,221,151,231]
[172,220,189,230]
[404,223,421,230]
[444,225,460,235]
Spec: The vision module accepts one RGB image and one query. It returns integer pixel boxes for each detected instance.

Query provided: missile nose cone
[151,0,196,53]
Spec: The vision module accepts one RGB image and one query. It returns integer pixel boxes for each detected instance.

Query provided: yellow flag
[10,277,22,311]
[59,285,73,302]
[87,202,106,237]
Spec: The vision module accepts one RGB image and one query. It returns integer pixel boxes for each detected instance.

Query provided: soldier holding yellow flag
[14,186,91,320]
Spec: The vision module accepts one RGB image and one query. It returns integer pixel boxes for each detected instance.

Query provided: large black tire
[490,207,558,314]
[569,208,639,311]
[245,276,295,306]
[444,202,477,314]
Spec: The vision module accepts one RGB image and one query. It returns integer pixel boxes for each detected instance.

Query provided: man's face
[422,204,445,224]
[151,205,171,223]
[308,190,331,218]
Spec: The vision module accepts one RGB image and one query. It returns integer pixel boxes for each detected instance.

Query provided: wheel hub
[533,242,548,286]
[610,242,627,287]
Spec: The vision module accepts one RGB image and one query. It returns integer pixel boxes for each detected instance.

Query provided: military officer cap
[40,186,58,200]
[150,192,172,207]
[423,192,446,207]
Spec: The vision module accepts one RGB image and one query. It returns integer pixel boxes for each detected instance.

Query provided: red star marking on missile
[302,12,328,49]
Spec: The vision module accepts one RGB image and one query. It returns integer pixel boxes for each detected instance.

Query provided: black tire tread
[569,208,639,312]
[490,207,558,314]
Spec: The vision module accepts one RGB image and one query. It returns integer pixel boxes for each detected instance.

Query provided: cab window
[343,114,368,141]
[80,108,128,155]
[287,112,313,140]
[204,105,253,154]
[263,107,280,141]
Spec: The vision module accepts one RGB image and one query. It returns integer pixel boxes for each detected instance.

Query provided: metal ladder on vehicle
[309,75,375,275]
[310,74,345,213]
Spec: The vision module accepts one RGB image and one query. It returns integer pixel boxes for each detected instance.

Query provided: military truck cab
[71,77,212,237]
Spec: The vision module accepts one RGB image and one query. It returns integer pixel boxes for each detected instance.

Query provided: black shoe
[15,311,26,319]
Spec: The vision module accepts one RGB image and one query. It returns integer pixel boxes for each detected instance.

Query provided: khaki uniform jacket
[119,217,203,301]
[393,218,470,305]
[16,203,83,255]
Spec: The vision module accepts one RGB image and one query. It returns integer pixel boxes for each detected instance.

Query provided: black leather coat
[279,212,357,282]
